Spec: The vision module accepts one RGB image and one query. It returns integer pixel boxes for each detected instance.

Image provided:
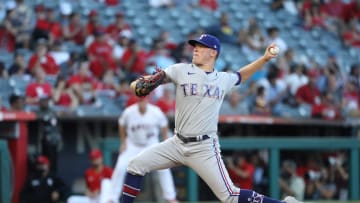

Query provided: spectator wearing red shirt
[342,79,360,117]
[155,85,176,118]
[25,67,52,105]
[28,39,60,75]
[84,149,113,199]
[295,70,321,106]
[52,76,79,110]
[67,61,97,104]
[44,7,63,45]
[341,0,360,23]
[95,69,122,98]
[86,10,102,37]
[311,91,341,120]
[87,29,117,79]
[199,0,218,11]
[63,12,86,45]
[342,19,360,47]
[106,12,131,41]
[227,152,255,190]
[32,4,49,43]
[120,39,148,80]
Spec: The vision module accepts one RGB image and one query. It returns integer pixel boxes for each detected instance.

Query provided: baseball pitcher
[120,34,303,203]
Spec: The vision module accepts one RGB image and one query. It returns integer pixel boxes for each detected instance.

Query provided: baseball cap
[89,149,102,160]
[188,34,221,53]
[37,155,50,165]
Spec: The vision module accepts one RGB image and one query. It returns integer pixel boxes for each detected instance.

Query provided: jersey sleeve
[164,63,182,84]
[224,72,242,92]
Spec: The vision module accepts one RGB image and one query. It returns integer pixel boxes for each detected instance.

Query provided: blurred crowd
[0,0,359,121]
[225,150,349,201]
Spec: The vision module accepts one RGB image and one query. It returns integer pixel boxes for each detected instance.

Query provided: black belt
[176,133,210,143]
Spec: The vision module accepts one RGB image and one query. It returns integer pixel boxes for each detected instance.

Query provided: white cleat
[283,196,303,203]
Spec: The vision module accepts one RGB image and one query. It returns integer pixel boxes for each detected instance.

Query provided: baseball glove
[134,68,166,97]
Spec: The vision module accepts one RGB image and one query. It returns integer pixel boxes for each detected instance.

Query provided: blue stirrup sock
[238,189,285,203]
[120,172,143,203]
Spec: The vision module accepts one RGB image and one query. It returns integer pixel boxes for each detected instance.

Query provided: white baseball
[269,46,280,55]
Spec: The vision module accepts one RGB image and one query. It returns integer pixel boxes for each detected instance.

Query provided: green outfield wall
[100,137,360,201]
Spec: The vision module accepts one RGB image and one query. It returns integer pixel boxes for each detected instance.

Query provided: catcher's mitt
[134,68,166,97]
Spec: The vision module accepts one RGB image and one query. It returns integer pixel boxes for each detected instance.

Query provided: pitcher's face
[192,44,217,66]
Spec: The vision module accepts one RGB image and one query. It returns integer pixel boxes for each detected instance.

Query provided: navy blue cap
[188,34,221,53]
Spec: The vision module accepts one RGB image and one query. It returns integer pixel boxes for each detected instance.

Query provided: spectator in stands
[311,91,342,120]
[341,0,360,24]
[198,0,218,11]
[321,0,346,34]
[85,10,102,37]
[303,1,327,31]
[87,28,117,79]
[95,69,122,99]
[279,160,305,201]
[342,18,360,48]
[113,30,132,60]
[226,151,255,190]
[305,165,337,200]
[265,26,287,55]
[155,84,176,118]
[63,12,86,45]
[59,52,81,77]
[44,7,63,46]
[206,12,237,44]
[14,0,33,35]
[106,12,131,42]
[120,39,148,81]
[348,63,360,89]
[170,32,195,63]
[2,1,28,51]
[252,85,271,115]
[241,18,267,60]
[155,30,178,50]
[9,93,24,111]
[283,63,308,97]
[276,48,297,76]
[53,76,79,111]
[329,151,349,200]
[28,38,60,76]
[257,65,288,116]
[25,67,52,105]
[146,44,176,73]
[31,4,50,45]
[8,52,27,77]
[84,149,113,201]
[49,40,70,66]
[220,90,249,115]
[0,61,8,79]
[67,60,97,105]
[20,155,69,203]
[341,79,360,117]
[295,69,321,107]
[271,0,298,15]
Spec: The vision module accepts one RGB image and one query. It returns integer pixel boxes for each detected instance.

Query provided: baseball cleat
[283,196,303,203]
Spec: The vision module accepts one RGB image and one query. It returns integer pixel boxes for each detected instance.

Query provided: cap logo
[200,34,207,39]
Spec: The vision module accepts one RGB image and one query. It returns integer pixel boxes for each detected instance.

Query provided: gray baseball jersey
[164,63,241,136]
[127,63,243,203]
